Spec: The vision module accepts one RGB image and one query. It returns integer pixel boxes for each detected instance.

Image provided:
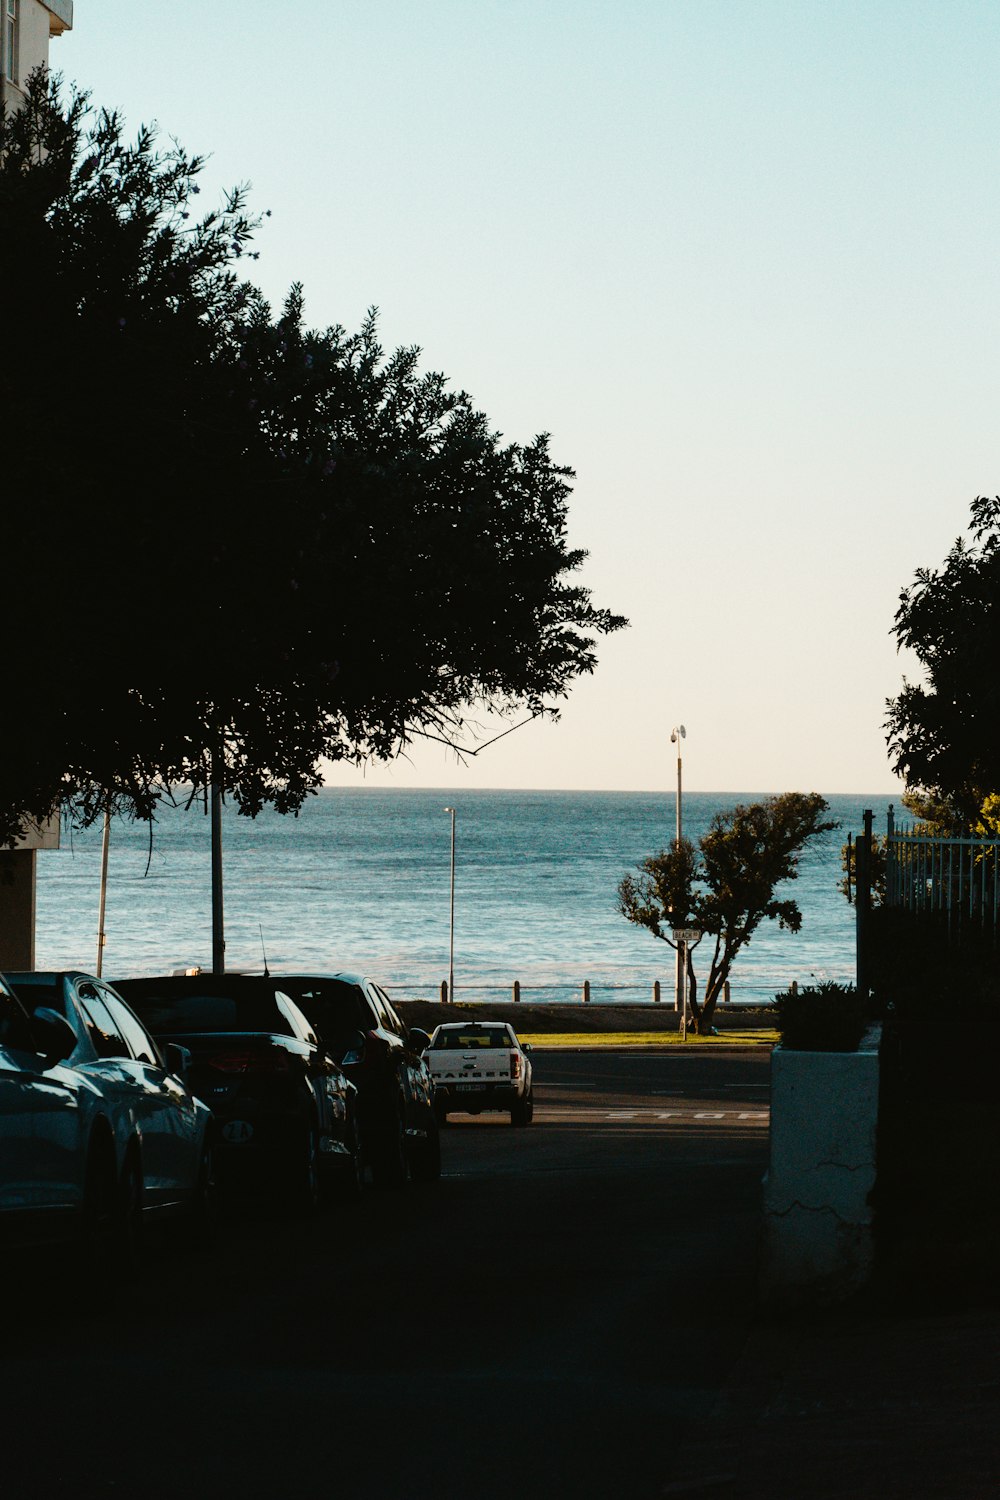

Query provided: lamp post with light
[444,806,456,1002]
[670,725,686,1015]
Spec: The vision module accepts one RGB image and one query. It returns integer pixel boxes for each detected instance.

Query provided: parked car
[273,974,440,1186]
[112,974,361,1210]
[1,970,214,1255]
[425,1020,534,1125]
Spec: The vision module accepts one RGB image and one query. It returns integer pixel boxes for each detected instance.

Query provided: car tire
[119,1146,142,1266]
[334,1111,364,1202]
[408,1119,442,1183]
[190,1138,217,1246]
[371,1101,409,1190]
[292,1121,323,1215]
[82,1133,119,1265]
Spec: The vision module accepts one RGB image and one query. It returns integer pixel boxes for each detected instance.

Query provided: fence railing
[885,806,1000,940]
[380,978,780,1005]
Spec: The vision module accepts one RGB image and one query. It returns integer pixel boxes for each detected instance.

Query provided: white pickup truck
[425,1021,534,1126]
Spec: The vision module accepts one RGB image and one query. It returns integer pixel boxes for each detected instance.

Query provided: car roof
[113,974,296,991]
[275,972,368,986]
[435,1021,512,1031]
[6,971,95,983]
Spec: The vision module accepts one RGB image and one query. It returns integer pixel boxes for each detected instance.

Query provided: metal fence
[885,806,1000,940]
[380,978,774,1006]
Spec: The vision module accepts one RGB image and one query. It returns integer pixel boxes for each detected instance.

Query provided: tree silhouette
[886,495,1000,828]
[0,75,625,844]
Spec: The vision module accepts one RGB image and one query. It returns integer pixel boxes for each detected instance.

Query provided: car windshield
[114,986,296,1039]
[279,981,369,1041]
[7,977,64,1014]
[432,1028,512,1049]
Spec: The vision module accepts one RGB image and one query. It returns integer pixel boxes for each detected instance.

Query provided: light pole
[444,806,456,1002]
[670,725,686,1015]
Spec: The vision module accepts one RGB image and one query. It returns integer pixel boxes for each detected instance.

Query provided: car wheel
[292,1122,323,1214]
[371,1101,409,1190]
[190,1138,217,1246]
[82,1134,119,1264]
[334,1111,364,1202]
[408,1118,442,1183]
[119,1150,143,1267]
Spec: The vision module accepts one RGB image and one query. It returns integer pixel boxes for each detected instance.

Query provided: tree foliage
[886,496,1000,828]
[0,75,625,844]
[617,794,836,1033]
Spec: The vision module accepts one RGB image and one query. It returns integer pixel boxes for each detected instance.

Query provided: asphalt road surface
[6,1047,771,1500]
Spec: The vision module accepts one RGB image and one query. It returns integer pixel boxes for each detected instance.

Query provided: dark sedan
[113,975,361,1211]
[274,974,440,1187]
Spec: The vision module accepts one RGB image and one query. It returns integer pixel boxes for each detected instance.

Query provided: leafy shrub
[775,981,868,1052]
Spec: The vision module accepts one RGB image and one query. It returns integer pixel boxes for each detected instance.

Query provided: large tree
[886,496,1000,828]
[618,794,836,1033]
[1,75,625,845]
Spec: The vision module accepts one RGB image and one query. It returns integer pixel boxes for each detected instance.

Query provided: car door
[73,981,174,1207]
[274,991,345,1149]
[0,985,81,1218]
[371,985,433,1124]
[98,985,200,1206]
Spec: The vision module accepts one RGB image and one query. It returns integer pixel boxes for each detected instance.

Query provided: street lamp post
[444,806,456,1002]
[670,725,686,1015]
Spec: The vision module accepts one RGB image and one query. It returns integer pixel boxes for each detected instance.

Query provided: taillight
[205,1050,253,1074]
[510,1052,522,1080]
[247,1050,291,1073]
[204,1048,291,1074]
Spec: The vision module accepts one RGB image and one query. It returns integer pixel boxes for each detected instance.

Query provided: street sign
[672,928,702,943]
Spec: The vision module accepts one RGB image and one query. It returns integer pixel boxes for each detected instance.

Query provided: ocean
[35,789,896,1005]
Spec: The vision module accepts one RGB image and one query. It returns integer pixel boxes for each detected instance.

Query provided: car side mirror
[164,1042,191,1080]
[32,1007,77,1066]
[407,1027,431,1054]
[521,1042,532,1053]
[338,1029,367,1067]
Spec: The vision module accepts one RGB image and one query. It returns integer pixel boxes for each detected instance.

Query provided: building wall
[1,0,71,966]
[2,0,73,113]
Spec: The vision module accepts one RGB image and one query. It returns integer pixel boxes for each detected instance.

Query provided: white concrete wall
[760,1024,881,1306]
[2,0,72,112]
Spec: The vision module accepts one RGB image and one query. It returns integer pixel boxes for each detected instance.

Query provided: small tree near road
[617,793,836,1034]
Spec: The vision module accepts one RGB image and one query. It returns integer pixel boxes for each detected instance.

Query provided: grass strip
[519,1029,780,1049]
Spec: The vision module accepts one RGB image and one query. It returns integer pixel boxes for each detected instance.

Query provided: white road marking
[536,1105,770,1126]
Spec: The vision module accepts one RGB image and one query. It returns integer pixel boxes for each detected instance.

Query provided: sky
[55,2,1000,794]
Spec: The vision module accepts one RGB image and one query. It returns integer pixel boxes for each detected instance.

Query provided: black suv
[274,974,440,1186]
[113,974,361,1211]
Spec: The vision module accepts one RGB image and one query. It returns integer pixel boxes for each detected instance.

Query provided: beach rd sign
[672,928,702,943]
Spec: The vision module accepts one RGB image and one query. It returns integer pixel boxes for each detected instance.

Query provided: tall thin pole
[444,806,456,1001]
[211,765,225,975]
[96,807,111,977]
[671,725,686,1015]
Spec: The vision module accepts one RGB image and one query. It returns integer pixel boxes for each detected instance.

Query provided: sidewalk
[668,1301,1000,1498]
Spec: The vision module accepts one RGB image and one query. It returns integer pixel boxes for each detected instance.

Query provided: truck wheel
[511,1090,533,1127]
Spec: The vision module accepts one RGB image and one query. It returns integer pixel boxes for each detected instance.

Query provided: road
[6,1047,771,1500]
